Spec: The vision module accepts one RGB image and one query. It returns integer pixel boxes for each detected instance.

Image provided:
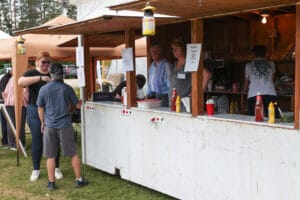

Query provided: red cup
[206,103,215,115]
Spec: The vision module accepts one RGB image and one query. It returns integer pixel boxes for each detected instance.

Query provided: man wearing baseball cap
[37,63,88,190]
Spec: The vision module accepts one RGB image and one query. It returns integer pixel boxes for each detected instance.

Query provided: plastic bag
[217,95,229,114]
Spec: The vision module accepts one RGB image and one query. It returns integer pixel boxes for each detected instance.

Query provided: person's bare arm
[37,106,45,133]
[75,99,82,109]
[18,76,50,87]
[203,68,212,90]
[244,78,250,93]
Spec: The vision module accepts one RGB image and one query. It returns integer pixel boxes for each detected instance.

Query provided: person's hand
[78,99,82,107]
[41,76,51,82]
[41,123,45,134]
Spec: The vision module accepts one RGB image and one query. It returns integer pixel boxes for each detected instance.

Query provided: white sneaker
[10,147,17,151]
[55,168,63,180]
[30,170,40,181]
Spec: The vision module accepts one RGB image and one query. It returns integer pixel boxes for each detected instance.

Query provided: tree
[0,0,14,35]
[0,0,76,35]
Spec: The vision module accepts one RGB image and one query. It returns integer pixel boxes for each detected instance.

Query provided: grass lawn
[0,124,175,200]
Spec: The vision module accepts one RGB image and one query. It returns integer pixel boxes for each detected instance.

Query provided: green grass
[0,124,175,200]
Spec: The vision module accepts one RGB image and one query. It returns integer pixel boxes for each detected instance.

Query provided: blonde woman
[169,38,212,111]
[169,37,191,102]
[18,51,62,181]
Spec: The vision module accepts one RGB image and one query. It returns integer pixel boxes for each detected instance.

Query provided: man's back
[37,80,78,128]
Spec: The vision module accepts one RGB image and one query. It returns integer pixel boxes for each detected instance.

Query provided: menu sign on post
[77,67,86,88]
[122,48,134,71]
[185,43,202,72]
[76,46,84,67]
[76,46,85,87]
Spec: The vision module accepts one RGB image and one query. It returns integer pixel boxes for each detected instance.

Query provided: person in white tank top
[244,45,279,117]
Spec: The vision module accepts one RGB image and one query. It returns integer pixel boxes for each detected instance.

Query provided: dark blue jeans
[26,105,60,170]
[0,110,8,145]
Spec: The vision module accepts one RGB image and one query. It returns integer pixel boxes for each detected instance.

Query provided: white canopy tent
[0,30,11,39]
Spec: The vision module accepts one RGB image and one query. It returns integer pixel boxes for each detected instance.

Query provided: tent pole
[0,104,27,158]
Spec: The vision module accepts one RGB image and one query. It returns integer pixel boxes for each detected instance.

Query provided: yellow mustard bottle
[176,96,181,112]
[268,102,275,124]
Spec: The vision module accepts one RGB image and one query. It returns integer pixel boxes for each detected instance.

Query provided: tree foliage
[0,0,76,35]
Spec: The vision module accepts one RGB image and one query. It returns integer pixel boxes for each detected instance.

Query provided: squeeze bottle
[171,88,177,111]
[268,102,275,124]
[176,96,181,113]
[255,93,264,122]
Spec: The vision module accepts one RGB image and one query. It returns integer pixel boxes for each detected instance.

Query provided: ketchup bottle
[255,93,264,122]
[171,88,177,111]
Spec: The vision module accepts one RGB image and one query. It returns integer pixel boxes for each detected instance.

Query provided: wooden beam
[146,36,151,76]
[90,56,97,93]
[125,29,137,107]
[12,40,28,153]
[294,2,300,128]
[191,18,204,116]
[82,34,91,100]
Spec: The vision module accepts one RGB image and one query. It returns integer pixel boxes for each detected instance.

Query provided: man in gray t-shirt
[37,63,88,190]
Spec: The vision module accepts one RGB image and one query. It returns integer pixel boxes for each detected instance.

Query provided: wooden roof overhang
[34,15,180,57]
[14,15,173,49]
[57,31,142,47]
[47,15,181,35]
[110,0,299,19]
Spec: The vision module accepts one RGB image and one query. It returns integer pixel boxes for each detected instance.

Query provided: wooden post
[90,56,97,92]
[146,36,151,79]
[295,2,300,128]
[191,18,204,116]
[82,34,91,100]
[12,40,28,153]
[125,29,136,107]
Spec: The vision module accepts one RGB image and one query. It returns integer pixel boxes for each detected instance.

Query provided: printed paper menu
[185,43,202,72]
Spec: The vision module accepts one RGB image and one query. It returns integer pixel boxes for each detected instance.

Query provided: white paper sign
[77,67,86,88]
[96,60,102,84]
[76,47,84,67]
[185,43,202,72]
[122,48,134,71]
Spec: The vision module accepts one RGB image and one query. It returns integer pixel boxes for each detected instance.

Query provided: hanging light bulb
[261,14,269,24]
[142,2,156,36]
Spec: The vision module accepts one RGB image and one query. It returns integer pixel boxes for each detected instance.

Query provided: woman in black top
[18,51,62,181]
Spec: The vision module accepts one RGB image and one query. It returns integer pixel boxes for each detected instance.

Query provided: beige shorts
[43,126,77,158]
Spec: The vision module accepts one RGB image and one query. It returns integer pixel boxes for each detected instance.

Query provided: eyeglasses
[41,60,51,65]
